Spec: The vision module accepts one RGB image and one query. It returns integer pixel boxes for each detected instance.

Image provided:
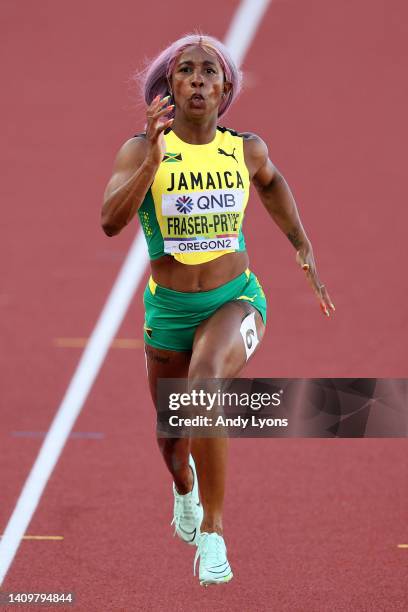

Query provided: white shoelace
[171,489,198,536]
[194,533,226,576]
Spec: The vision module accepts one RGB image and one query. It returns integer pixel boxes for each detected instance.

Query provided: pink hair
[138,33,242,118]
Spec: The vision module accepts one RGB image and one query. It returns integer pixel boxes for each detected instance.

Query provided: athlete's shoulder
[240,132,269,165]
[119,133,148,155]
[128,132,148,149]
[217,125,242,138]
[217,126,264,141]
[240,132,268,147]
[110,134,148,174]
[217,127,268,153]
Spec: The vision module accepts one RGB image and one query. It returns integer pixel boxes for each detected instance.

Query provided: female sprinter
[101,34,335,586]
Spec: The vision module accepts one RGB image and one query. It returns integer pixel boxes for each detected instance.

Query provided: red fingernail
[320,303,329,316]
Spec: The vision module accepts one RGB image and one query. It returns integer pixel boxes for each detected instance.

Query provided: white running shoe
[171,455,203,546]
[194,532,233,586]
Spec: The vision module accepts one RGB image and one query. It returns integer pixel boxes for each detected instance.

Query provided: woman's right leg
[144,343,192,494]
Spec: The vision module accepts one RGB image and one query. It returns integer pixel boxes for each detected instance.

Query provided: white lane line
[0,232,148,584]
[0,0,271,585]
[224,0,271,67]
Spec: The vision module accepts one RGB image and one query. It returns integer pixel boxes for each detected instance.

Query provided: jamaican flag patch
[163,152,182,163]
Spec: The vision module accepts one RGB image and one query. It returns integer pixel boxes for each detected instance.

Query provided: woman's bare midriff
[150,250,250,292]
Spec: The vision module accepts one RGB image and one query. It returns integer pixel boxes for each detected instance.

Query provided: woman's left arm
[243,133,335,317]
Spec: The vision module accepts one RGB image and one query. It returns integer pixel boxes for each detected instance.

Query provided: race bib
[161,189,244,254]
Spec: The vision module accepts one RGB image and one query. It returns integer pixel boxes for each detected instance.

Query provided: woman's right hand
[145,95,174,167]
[101,96,173,236]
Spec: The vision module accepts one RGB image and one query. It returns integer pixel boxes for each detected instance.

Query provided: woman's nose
[190,71,204,87]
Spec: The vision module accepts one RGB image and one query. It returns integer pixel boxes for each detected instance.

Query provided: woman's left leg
[144,345,193,494]
[188,300,265,536]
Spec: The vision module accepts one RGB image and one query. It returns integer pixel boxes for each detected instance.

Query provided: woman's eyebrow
[177,59,218,67]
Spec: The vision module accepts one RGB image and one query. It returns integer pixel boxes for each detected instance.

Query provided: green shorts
[143,268,267,351]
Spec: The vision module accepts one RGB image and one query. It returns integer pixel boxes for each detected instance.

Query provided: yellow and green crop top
[137,126,250,265]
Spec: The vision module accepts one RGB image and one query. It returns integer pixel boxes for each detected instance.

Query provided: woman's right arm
[101,95,173,236]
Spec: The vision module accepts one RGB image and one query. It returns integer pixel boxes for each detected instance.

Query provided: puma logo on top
[217,147,238,163]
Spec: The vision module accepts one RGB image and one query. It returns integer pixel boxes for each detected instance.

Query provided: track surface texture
[1,1,407,610]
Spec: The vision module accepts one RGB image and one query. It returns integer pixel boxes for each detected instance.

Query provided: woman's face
[170,45,230,119]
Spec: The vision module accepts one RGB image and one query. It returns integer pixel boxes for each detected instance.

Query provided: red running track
[1,0,407,610]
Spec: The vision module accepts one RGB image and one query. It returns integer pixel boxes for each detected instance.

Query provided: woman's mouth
[189,94,205,108]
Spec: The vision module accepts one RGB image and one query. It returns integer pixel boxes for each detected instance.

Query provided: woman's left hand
[296,246,336,317]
